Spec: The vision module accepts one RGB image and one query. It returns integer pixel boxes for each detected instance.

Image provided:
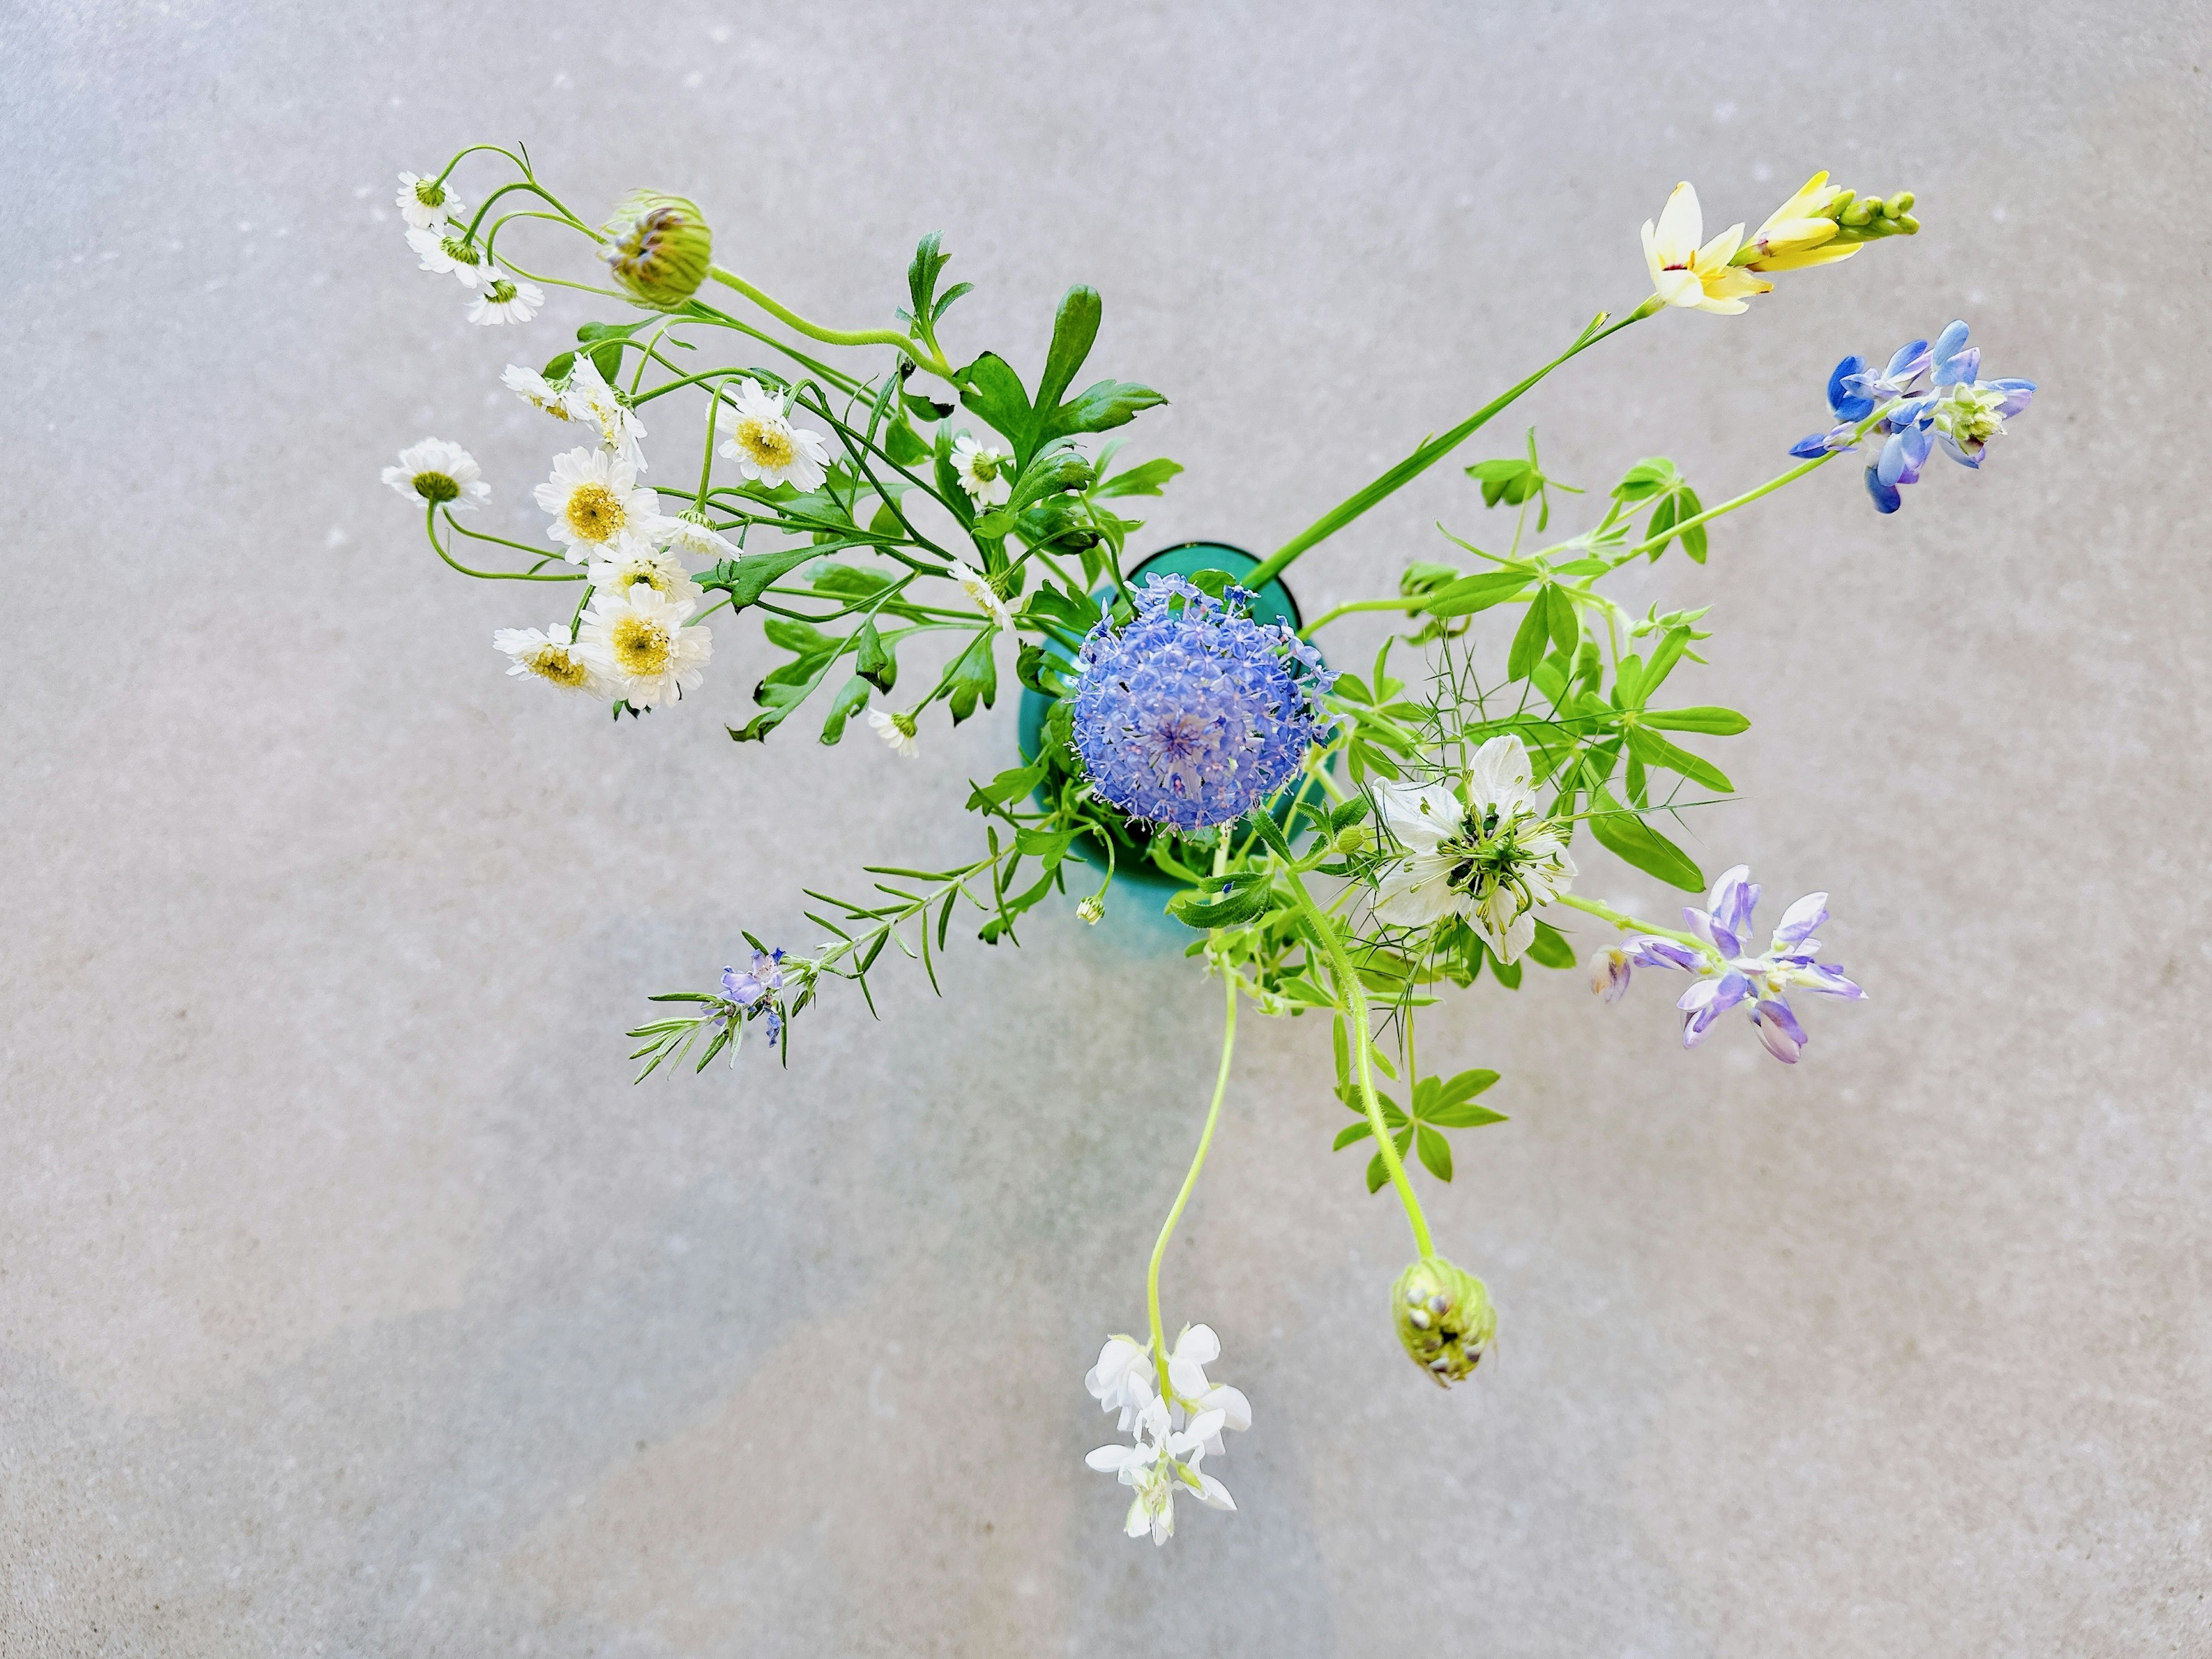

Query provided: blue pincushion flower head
[1070,574,1338,833]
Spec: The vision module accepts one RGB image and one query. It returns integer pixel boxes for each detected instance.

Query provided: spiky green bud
[601,191,714,310]
[1392,1256,1497,1387]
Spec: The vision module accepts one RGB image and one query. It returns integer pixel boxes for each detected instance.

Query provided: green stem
[1146,964,1240,1386]
[706,265,954,380]
[427,507,584,582]
[1300,594,1433,637]
[1283,869,1434,1259]
[1623,453,1833,558]
[1247,308,1646,590]
[1553,892,1708,952]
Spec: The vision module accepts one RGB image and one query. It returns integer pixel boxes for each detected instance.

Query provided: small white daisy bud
[601,191,714,310]
[1077,895,1105,925]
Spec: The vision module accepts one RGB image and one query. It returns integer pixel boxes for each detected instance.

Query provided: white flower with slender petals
[468,271,543,326]
[717,377,829,492]
[587,544,698,604]
[395,171,463,231]
[404,225,493,291]
[381,438,490,512]
[503,363,581,423]
[577,583,711,709]
[491,622,602,694]
[1085,1396,1235,1547]
[1085,1335,1158,1433]
[954,565,1016,631]
[1371,734,1576,963]
[952,432,1012,507]
[650,515,739,563]
[560,356,648,470]
[533,447,658,564]
[868,708,919,758]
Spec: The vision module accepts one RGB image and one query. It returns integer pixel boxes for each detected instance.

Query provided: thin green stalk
[1623,453,1833,557]
[1146,964,1239,1385]
[1247,308,1647,590]
[706,265,955,379]
[427,507,584,582]
[1283,869,1434,1259]
[1553,892,1707,952]
[1301,594,1433,637]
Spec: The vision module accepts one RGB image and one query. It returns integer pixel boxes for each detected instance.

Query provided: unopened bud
[1333,824,1372,856]
[1391,1256,1497,1387]
[602,191,714,310]
[1077,895,1105,925]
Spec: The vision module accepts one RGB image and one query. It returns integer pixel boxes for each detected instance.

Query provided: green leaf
[1332,1121,1374,1152]
[1245,806,1294,861]
[1415,1124,1453,1181]
[1366,1150,1391,1194]
[1430,1068,1498,1109]
[1038,378,1166,447]
[1422,571,1530,618]
[1677,487,1707,563]
[1646,491,1679,559]
[694,546,820,608]
[1507,591,1554,681]
[854,621,896,692]
[945,630,998,724]
[1526,919,1575,970]
[1589,787,1706,891]
[1166,885,1275,930]
[1033,286,1101,421]
[1095,457,1183,498]
[762,617,836,657]
[1489,950,1523,989]
[1612,456,1680,503]
[907,232,950,320]
[1641,705,1749,735]
[818,675,871,745]
[957,353,1032,450]
[1642,626,1692,697]
[1467,455,1539,507]
[932,281,974,323]
[1425,1097,1509,1129]
[1543,582,1580,655]
[1624,724,1734,792]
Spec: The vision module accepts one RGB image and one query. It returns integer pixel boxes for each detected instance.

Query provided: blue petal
[1864,464,1902,513]
[1991,378,2037,417]
[1827,354,1872,420]
[1876,429,1908,487]
[1936,429,1981,468]
[1894,422,1934,484]
[1884,338,1931,384]
[1935,344,1980,387]
[1933,319,1971,363]
[1790,432,1834,459]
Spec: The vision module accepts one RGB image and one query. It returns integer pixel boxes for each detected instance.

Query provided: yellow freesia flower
[1738,171,1857,272]
[1641,181,1771,316]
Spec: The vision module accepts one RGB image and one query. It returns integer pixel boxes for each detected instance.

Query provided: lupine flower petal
[1771,891,1830,949]
[1827,354,1873,421]
[1865,464,1903,513]
[1751,997,1808,1062]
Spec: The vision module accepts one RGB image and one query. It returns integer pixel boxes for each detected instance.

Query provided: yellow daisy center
[737,415,795,470]
[528,645,590,688]
[565,482,626,543]
[612,562,669,595]
[611,613,672,677]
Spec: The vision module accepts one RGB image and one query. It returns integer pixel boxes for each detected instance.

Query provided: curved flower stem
[1622,452,1834,557]
[1553,891,1707,953]
[426,507,584,582]
[706,265,956,380]
[1300,594,1434,638]
[1246,307,1647,590]
[1146,963,1239,1384]
[1282,869,1435,1260]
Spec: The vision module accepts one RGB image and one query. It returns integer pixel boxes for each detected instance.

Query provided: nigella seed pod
[1391,1257,1497,1387]
[601,191,714,310]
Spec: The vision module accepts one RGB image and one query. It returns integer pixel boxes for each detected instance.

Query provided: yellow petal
[1745,239,1860,273]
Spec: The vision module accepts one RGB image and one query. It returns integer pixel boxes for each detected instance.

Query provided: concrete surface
[5,2,2209,1654]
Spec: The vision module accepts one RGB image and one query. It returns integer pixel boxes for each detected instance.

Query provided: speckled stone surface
[5,3,2208,1653]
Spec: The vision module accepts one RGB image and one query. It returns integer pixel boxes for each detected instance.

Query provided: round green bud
[601,191,714,310]
[1333,824,1372,855]
[1392,1256,1497,1387]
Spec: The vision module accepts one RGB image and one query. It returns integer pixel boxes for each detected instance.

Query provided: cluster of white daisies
[396,171,546,327]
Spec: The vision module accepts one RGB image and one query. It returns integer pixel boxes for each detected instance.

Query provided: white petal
[1182,1408,1225,1448]
[1172,1324,1221,1367]
[1654,181,1703,264]
[1196,1471,1237,1512]
[1466,734,1532,811]
[1202,1384,1252,1433]
[1373,859,1465,930]
[1086,1445,1137,1472]
[1374,780,1461,851]
[1124,1495,1151,1539]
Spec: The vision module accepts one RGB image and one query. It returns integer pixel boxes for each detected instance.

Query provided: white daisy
[717,377,830,492]
[952,432,1013,507]
[868,708,918,757]
[560,356,648,470]
[953,564,1016,631]
[468,271,543,326]
[491,622,602,694]
[404,224,493,291]
[1370,734,1576,963]
[503,363,581,423]
[650,514,740,563]
[532,447,660,563]
[381,438,490,512]
[585,543,699,603]
[577,583,712,709]
[395,171,463,232]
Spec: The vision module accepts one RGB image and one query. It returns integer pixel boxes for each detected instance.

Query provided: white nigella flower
[951,432,1013,507]
[395,171,463,231]
[381,438,490,512]
[1085,1396,1236,1547]
[586,543,698,603]
[867,707,919,757]
[468,270,543,326]
[560,356,649,471]
[503,363,580,423]
[717,377,830,492]
[650,514,739,564]
[577,582,711,709]
[533,447,660,564]
[953,564,1016,631]
[1085,1335,1158,1433]
[491,622,601,694]
[404,224,493,291]
[1371,733,1577,964]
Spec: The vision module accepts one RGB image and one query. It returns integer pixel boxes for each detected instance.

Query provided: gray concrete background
[5,2,2208,1654]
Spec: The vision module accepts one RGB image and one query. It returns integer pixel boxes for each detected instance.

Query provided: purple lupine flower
[721,947,788,1045]
[1586,935,1700,1003]
[1792,320,2035,513]
[1070,575,1337,832]
[1600,865,1863,1063]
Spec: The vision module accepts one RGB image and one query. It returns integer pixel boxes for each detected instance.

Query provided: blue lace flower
[1069,575,1336,832]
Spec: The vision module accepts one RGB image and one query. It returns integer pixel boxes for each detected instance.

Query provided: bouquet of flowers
[382,147,2033,1546]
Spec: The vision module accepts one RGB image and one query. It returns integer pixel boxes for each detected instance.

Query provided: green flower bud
[1077,895,1105,925]
[1392,1256,1497,1387]
[1333,824,1372,856]
[601,191,714,310]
